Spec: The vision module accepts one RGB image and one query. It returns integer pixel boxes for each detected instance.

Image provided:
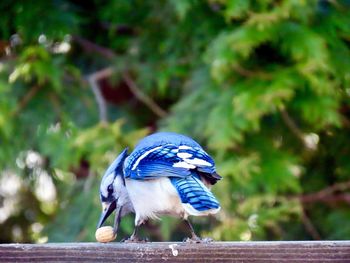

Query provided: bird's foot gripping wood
[182,219,213,243]
[121,225,149,243]
[122,236,149,243]
[183,236,213,243]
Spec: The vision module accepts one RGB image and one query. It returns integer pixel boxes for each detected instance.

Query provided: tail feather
[170,175,220,213]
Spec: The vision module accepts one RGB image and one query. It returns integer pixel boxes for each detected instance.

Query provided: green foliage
[0,0,350,243]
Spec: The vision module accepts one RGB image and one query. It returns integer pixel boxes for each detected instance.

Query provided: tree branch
[74,36,168,119]
[288,180,350,205]
[301,194,350,204]
[122,72,168,118]
[301,208,321,240]
[299,180,350,203]
[279,108,305,142]
[233,64,272,80]
[11,85,42,117]
[86,68,113,124]
[72,36,115,60]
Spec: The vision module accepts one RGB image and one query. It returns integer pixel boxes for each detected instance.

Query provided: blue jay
[97,132,222,242]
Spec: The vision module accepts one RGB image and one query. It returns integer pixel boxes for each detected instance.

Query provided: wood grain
[1,241,350,262]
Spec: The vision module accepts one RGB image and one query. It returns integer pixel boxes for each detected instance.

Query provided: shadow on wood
[1,241,350,262]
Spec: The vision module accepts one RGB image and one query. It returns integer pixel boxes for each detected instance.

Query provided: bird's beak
[97,200,117,229]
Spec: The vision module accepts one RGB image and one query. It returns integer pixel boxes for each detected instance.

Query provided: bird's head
[97,172,119,229]
[97,148,129,233]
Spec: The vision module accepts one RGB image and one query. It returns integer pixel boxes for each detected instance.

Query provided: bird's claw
[183,236,213,243]
[122,236,149,243]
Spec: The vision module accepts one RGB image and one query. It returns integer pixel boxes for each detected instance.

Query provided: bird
[97,132,222,242]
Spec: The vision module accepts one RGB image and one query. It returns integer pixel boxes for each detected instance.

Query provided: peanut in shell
[95,226,116,243]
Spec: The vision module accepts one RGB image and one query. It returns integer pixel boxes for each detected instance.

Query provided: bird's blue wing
[124,144,218,181]
[136,161,191,178]
[170,175,220,212]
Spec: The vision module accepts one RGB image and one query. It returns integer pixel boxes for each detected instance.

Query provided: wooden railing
[1,241,350,262]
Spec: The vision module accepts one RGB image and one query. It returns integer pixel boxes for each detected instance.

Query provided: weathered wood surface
[1,241,350,262]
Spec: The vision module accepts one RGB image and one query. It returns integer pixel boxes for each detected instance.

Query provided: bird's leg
[122,226,141,242]
[185,219,200,241]
[121,226,140,242]
[183,219,213,243]
[130,226,140,240]
[113,206,122,235]
[122,220,148,243]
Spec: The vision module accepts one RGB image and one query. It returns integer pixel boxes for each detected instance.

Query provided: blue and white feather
[122,132,221,223]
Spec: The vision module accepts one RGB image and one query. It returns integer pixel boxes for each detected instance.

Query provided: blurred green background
[0,0,350,243]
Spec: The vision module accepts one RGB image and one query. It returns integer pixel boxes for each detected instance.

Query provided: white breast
[125,177,185,223]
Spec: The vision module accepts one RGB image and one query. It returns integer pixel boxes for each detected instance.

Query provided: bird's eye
[107,184,113,193]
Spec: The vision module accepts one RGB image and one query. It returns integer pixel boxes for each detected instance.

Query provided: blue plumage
[124,144,190,179]
[170,175,220,211]
[98,132,222,242]
[103,148,128,179]
[122,132,221,213]
[133,132,202,150]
